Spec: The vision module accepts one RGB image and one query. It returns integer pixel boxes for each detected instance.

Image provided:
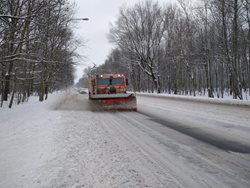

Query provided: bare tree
[90,0,250,99]
[109,1,167,93]
[0,0,79,107]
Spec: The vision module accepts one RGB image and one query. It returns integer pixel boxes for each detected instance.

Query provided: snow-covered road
[137,94,250,153]
[0,91,249,188]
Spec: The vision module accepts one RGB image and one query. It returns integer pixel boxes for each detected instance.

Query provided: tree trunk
[9,68,18,108]
[39,80,45,102]
[232,0,242,99]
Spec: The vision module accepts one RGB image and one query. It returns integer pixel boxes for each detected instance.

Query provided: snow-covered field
[0,91,250,188]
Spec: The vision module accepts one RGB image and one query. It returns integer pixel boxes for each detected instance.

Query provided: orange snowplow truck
[88,74,137,111]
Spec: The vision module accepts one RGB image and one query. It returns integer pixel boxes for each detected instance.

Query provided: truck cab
[89,74,128,95]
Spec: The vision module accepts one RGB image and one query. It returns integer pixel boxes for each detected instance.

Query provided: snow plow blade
[90,93,137,111]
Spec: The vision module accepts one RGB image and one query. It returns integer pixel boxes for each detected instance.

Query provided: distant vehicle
[78,88,88,94]
[88,74,137,111]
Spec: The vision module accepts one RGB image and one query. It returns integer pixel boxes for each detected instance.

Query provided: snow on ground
[0,91,180,187]
[0,93,64,188]
[137,94,250,151]
[137,92,250,106]
[0,90,250,188]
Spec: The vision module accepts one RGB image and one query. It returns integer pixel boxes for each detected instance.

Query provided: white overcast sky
[71,0,177,81]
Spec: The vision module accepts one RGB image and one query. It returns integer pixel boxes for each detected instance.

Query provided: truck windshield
[97,77,124,86]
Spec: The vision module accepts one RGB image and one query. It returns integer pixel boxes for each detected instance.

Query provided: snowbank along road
[0,90,250,188]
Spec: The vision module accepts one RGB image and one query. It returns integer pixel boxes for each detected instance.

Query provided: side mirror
[126,78,129,86]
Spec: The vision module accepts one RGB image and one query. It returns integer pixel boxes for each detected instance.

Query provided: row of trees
[0,0,78,107]
[86,0,250,99]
